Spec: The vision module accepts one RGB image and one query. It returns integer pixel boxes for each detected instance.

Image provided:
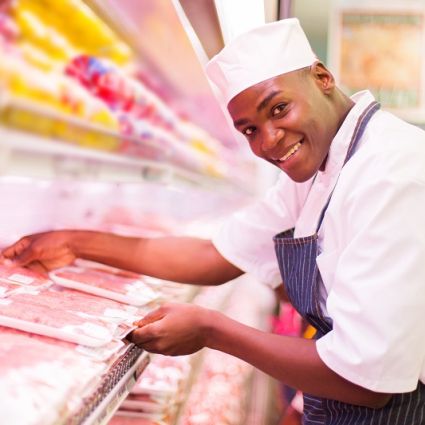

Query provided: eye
[271,103,287,116]
[242,126,256,136]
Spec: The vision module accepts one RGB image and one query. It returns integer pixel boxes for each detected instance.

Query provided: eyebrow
[233,118,250,128]
[257,90,281,112]
[233,90,283,128]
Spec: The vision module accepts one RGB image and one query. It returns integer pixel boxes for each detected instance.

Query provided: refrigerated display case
[0,1,274,424]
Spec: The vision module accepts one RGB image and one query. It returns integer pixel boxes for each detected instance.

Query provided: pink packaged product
[0,264,51,289]
[10,286,140,323]
[109,416,159,425]
[0,331,104,425]
[178,349,251,425]
[0,297,116,347]
[116,355,191,422]
[0,325,126,363]
[50,266,158,306]
[131,355,191,397]
[0,279,17,297]
[73,260,189,302]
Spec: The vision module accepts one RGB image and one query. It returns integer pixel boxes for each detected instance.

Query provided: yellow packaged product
[12,0,132,65]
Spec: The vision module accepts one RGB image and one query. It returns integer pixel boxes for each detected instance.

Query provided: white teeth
[279,142,302,162]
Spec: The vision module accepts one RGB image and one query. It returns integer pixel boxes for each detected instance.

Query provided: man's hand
[0,231,78,271]
[129,303,215,356]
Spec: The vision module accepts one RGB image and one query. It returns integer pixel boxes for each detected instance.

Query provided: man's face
[228,66,337,182]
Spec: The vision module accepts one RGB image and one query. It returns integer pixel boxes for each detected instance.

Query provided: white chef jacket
[213,90,425,393]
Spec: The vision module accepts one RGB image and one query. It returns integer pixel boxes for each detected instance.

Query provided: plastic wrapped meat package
[130,355,191,398]
[0,325,110,395]
[109,416,162,425]
[0,330,105,425]
[0,264,52,292]
[178,350,252,425]
[0,279,17,298]
[10,285,141,326]
[115,355,192,422]
[74,259,194,303]
[0,295,117,347]
[50,265,160,305]
[176,280,271,425]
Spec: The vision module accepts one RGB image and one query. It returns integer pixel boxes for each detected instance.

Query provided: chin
[284,168,316,183]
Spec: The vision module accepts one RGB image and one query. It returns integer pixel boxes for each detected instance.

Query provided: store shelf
[0,95,255,195]
[0,124,248,193]
[67,345,150,425]
[245,369,276,425]
[0,125,248,191]
[0,126,157,168]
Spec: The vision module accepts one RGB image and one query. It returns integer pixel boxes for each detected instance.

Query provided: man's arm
[1,230,243,285]
[131,303,392,409]
[207,311,392,408]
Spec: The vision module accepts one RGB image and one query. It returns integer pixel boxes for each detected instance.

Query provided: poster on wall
[328,1,425,123]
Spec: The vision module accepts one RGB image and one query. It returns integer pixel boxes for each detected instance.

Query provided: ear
[310,61,335,94]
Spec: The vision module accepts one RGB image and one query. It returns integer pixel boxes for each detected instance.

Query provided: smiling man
[227,65,353,182]
[2,18,425,424]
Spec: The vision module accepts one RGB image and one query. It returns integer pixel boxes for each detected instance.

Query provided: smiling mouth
[277,141,303,163]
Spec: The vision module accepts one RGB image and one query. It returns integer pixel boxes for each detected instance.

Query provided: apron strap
[315,101,380,233]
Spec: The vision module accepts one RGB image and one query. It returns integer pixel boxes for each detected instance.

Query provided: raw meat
[0,264,51,288]
[0,299,106,328]
[0,280,16,297]
[54,267,147,293]
[0,331,103,425]
[109,416,158,425]
[0,298,115,346]
[51,266,158,305]
[0,325,127,363]
[10,286,139,320]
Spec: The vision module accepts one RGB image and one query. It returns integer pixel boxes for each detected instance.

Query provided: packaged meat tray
[0,298,116,347]
[109,415,162,425]
[10,285,141,324]
[0,324,127,363]
[0,280,17,298]
[50,266,159,306]
[0,331,104,425]
[121,397,172,414]
[112,410,169,423]
[131,355,191,397]
[0,264,51,290]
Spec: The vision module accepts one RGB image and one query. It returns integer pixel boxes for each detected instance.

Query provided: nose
[261,124,284,153]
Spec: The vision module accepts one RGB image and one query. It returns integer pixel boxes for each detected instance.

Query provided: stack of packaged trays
[0,262,165,424]
[111,354,193,424]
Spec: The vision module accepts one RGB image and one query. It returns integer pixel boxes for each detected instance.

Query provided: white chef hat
[206,18,317,105]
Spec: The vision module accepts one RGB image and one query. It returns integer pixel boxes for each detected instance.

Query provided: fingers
[0,232,74,271]
[37,253,77,272]
[133,306,167,327]
[0,255,12,266]
[26,261,49,276]
[129,323,178,355]
[1,236,35,266]
[129,322,160,345]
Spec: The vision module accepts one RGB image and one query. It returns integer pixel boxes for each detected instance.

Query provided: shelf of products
[74,346,149,425]
[108,277,276,425]
[0,125,245,194]
[0,1,267,424]
[0,250,201,425]
[0,0,255,194]
[0,170,207,424]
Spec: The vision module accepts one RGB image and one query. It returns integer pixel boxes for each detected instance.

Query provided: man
[2,18,425,423]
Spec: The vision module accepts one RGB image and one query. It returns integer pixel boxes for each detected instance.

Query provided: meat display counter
[73,345,149,425]
[0,260,198,425]
[110,276,277,425]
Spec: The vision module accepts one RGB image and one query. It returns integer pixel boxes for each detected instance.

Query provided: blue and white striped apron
[274,101,425,424]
